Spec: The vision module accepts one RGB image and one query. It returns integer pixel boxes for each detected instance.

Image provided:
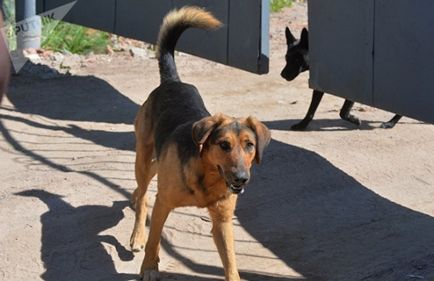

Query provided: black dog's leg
[381,114,402,129]
[291,90,324,131]
[339,100,361,126]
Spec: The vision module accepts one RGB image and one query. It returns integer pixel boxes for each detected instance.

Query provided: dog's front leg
[140,196,171,281]
[208,196,240,281]
[291,90,324,131]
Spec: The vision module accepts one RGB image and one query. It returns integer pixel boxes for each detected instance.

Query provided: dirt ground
[1,3,434,281]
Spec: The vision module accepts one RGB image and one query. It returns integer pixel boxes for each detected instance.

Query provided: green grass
[2,0,110,54]
[270,0,293,12]
[42,21,110,54]
[5,0,288,53]
[3,0,17,49]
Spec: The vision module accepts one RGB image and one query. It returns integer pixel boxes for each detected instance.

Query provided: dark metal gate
[308,0,434,124]
[36,0,269,74]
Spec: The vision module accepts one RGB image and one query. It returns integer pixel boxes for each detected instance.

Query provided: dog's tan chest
[163,176,230,208]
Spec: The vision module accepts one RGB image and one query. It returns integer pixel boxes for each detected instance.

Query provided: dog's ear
[192,113,225,152]
[246,117,271,164]
[300,27,309,49]
[285,27,296,45]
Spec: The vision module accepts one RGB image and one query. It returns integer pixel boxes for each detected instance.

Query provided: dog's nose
[233,171,249,186]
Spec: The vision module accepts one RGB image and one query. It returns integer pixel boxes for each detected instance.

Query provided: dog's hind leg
[130,104,157,252]
[340,99,362,126]
[291,90,324,131]
[131,158,157,210]
[381,114,402,129]
[130,144,157,252]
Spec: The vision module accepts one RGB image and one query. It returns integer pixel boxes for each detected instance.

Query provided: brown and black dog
[129,7,271,281]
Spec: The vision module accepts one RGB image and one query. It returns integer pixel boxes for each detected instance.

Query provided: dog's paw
[342,114,362,126]
[141,269,160,281]
[352,118,362,126]
[380,121,396,129]
[130,230,146,252]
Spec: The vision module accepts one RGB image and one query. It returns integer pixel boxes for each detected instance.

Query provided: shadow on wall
[236,139,434,281]
[16,190,137,281]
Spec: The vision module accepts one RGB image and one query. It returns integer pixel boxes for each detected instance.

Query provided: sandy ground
[1,3,434,281]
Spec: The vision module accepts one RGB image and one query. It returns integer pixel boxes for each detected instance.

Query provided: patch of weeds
[2,0,110,54]
[270,0,293,13]
[42,21,110,54]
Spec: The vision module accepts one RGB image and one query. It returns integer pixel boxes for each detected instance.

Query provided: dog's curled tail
[156,6,222,83]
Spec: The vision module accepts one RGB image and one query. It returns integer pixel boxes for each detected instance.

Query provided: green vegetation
[3,0,15,21]
[270,0,293,12]
[3,0,17,49]
[2,0,110,54]
[42,21,110,54]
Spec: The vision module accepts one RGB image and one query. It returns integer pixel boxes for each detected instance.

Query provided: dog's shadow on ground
[237,139,434,281]
[16,190,137,281]
[265,118,378,131]
[266,118,424,132]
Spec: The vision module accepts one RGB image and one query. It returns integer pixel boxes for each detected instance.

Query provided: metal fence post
[15,0,41,49]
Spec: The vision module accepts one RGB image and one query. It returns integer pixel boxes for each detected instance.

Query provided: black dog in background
[281,27,402,131]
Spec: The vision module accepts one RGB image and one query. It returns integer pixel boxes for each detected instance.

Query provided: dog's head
[192,113,271,194]
[281,27,309,81]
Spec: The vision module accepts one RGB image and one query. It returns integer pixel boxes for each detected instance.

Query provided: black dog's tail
[156,6,221,83]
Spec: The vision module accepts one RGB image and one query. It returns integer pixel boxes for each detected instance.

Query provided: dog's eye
[246,142,255,152]
[219,141,231,152]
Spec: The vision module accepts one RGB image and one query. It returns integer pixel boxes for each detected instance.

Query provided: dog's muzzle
[218,165,248,195]
[229,184,245,194]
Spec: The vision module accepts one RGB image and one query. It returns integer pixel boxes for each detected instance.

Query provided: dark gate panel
[308,0,374,105]
[115,0,172,45]
[227,0,269,73]
[172,0,229,65]
[374,0,434,123]
[37,0,269,74]
[308,0,434,124]
[42,0,116,32]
